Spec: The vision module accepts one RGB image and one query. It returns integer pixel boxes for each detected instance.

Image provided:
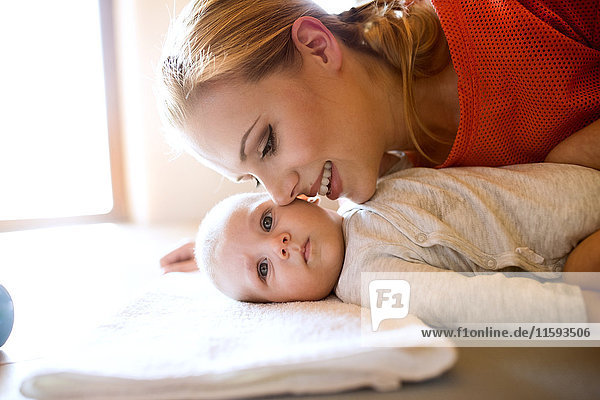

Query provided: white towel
[21,272,456,400]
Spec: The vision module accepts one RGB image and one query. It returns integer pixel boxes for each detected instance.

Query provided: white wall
[113,0,256,225]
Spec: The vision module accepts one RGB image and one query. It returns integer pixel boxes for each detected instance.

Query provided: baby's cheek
[288,273,324,301]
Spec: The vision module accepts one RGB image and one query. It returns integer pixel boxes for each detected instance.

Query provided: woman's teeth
[318,161,332,196]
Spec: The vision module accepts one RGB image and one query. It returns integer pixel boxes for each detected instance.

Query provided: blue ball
[0,285,14,347]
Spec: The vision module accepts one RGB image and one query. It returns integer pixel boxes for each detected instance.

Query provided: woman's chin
[347,184,377,204]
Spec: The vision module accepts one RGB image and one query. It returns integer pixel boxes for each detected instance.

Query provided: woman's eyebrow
[239,116,261,162]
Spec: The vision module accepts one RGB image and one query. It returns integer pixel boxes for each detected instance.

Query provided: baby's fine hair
[158,0,449,161]
[195,191,270,291]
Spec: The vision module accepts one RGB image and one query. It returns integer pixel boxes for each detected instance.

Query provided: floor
[2,223,600,400]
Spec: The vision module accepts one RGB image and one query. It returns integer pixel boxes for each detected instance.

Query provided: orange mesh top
[431,0,600,167]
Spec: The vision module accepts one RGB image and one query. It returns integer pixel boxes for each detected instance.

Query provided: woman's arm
[562,229,600,291]
[545,118,600,170]
[564,229,600,273]
[581,291,600,323]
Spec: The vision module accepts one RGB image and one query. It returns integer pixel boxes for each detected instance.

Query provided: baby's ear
[296,194,321,206]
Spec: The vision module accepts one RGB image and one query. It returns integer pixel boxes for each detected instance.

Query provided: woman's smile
[327,162,343,200]
[309,161,344,200]
[309,161,329,197]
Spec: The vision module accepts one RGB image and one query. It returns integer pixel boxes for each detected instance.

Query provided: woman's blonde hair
[158,0,450,161]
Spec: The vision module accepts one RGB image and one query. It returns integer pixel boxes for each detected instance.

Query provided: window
[0,0,124,231]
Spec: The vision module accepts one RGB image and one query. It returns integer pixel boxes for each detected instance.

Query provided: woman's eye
[258,259,269,279]
[261,125,277,159]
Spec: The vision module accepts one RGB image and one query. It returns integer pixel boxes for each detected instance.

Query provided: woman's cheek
[291,136,325,163]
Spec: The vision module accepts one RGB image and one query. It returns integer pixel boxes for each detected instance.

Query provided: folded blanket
[21,272,456,400]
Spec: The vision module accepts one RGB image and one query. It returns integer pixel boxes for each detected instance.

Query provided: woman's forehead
[185,86,265,173]
[189,79,260,125]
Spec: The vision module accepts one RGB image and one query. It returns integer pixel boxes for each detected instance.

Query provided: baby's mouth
[318,161,332,196]
[303,238,311,264]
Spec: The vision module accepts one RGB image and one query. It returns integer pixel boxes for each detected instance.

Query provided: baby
[196,163,600,324]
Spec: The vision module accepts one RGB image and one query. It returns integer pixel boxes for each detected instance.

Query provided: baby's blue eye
[261,211,273,231]
[258,260,269,278]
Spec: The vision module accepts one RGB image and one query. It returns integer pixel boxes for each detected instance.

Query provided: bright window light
[313,0,358,13]
[0,1,113,221]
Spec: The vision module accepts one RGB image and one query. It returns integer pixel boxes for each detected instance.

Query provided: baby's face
[214,197,345,302]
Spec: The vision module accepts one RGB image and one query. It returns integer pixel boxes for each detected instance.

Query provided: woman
[157,0,600,271]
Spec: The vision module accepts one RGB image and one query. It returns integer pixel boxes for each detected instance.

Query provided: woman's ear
[291,16,342,71]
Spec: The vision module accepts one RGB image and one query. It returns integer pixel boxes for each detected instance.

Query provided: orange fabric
[431,0,600,167]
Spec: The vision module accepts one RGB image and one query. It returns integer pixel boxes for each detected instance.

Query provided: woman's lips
[308,167,325,197]
[327,162,342,200]
[308,161,343,200]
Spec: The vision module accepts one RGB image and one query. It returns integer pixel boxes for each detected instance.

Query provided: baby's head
[196,192,345,302]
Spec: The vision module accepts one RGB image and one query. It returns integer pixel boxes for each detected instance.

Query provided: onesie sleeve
[337,256,588,327]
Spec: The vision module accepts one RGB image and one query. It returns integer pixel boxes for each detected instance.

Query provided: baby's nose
[273,233,290,260]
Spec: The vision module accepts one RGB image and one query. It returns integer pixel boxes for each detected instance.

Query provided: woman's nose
[272,233,291,259]
[261,172,298,206]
